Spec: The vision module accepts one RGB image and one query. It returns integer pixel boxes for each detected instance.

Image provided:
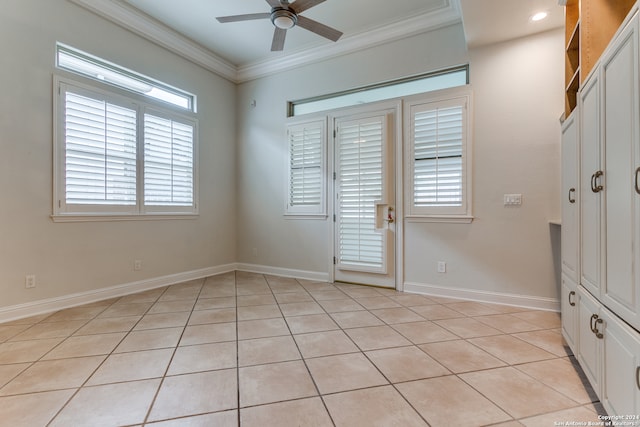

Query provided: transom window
[56,44,195,112]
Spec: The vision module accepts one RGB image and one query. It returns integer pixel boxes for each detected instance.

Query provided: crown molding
[238,0,462,82]
[70,0,462,84]
[69,0,238,81]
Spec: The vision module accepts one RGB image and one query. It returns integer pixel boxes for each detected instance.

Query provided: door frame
[327,99,404,291]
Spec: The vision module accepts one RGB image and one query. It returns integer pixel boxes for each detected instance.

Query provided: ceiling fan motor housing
[271,7,297,29]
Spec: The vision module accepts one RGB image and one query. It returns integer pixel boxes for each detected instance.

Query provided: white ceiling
[124,0,450,66]
[72,0,564,82]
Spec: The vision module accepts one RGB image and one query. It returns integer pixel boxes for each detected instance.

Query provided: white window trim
[52,75,199,222]
[403,86,473,223]
[284,116,327,218]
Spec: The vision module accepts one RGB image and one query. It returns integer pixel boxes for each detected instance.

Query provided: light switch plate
[504,194,522,206]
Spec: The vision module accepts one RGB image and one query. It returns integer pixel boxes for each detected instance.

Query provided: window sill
[51,213,199,223]
[405,215,474,224]
[283,213,328,220]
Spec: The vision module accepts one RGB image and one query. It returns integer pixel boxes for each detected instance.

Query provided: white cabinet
[600,14,640,331]
[578,11,640,331]
[577,286,603,396]
[561,111,580,282]
[601,308,640,416]
[563,6,640,419]
[577,285,640,416]
[561,273,578,352]
[579,70,603,298]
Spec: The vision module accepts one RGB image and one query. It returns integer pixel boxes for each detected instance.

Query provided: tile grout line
[140,277,206,426]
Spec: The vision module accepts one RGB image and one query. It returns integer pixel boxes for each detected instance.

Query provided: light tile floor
[0,272,603,427]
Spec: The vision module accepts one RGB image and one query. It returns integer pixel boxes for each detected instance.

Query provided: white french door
[332,107,396,288]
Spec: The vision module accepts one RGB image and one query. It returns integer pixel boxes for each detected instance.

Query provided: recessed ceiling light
[531,11,548,22]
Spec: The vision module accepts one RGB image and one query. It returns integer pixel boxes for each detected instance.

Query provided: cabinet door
[601,308,640,416]
[601,13,640,330]
[580,73,603,298]
[561,111,580,281]
[577,286,602,397]
[561,273,578,352]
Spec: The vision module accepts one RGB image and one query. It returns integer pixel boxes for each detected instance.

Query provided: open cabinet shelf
[563,0,635,117]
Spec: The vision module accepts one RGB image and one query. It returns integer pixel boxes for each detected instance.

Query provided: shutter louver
[413,105,463,207]
[64,91,137,205]
[144,114,194,206]
[288,122,323,211]
[338,119,384,268]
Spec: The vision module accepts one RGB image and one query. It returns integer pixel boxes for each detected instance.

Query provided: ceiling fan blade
[265,0,281,8]
[290,0,326,14]
[271,27,287,51]
[296,15,342,42]
[216,13,270,23]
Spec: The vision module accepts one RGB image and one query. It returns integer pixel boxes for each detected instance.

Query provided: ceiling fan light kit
[216,0,343,52]
[271,9,297,29]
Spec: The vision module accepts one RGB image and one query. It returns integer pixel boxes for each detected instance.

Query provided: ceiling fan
[216,0,343,51]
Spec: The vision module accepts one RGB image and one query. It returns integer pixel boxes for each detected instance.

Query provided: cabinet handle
[568,188,576,204]
[636,366,640,391]
[635,167,640,195]
[568,290,576,306]
[590,314,597,333]
[591,171,604,193]
[594,317,604,339]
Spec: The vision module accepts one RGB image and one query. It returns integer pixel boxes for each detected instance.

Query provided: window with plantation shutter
[64,90,137,208]
[54,77,198,220]
[405,90,473,222]
[144,113,195,207]
[285,118,326,216]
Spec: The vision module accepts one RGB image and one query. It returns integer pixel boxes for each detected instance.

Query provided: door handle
[590,313,598,333]
[591,171,603,193]
[568,188,576,204]
[636,366,640,391]
[594,317,604,339]
[635,167,640,195]
[568,290,576,306]
[385,206,394,224]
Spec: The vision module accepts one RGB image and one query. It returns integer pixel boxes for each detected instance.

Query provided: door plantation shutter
[413,103,464,207]
[144,113,194,206]
[287,120,324,213]
[337,117,384,268]
[64,90,137,205]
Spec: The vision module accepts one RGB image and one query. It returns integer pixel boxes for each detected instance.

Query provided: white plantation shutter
[64,90,137,206]
[406,93,472,220]
[54,78,199,218]
[413,105,463,207]
[144,113,195,207]
[337,117,384,269]
[286,119,326,215]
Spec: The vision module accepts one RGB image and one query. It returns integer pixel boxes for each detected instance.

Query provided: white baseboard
[236,263,329,283]
[0,266,556,323]
[404,281,560,312]
[0,264,237,323]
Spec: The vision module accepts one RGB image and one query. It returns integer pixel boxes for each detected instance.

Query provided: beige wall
[0,1,565,314]
[236,24,469,275]
[405,29,564,301]
[0,0,237,311]
[236,26,564,304]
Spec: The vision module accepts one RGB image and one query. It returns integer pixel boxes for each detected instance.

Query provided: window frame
[284,116,328,218]
[53,75,199,222]
[403,86,473,223]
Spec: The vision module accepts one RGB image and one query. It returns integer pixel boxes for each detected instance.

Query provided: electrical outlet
[437,261,447,273]
[25,275,36,289]
[134,260,142,271]
[252,248,258,257]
